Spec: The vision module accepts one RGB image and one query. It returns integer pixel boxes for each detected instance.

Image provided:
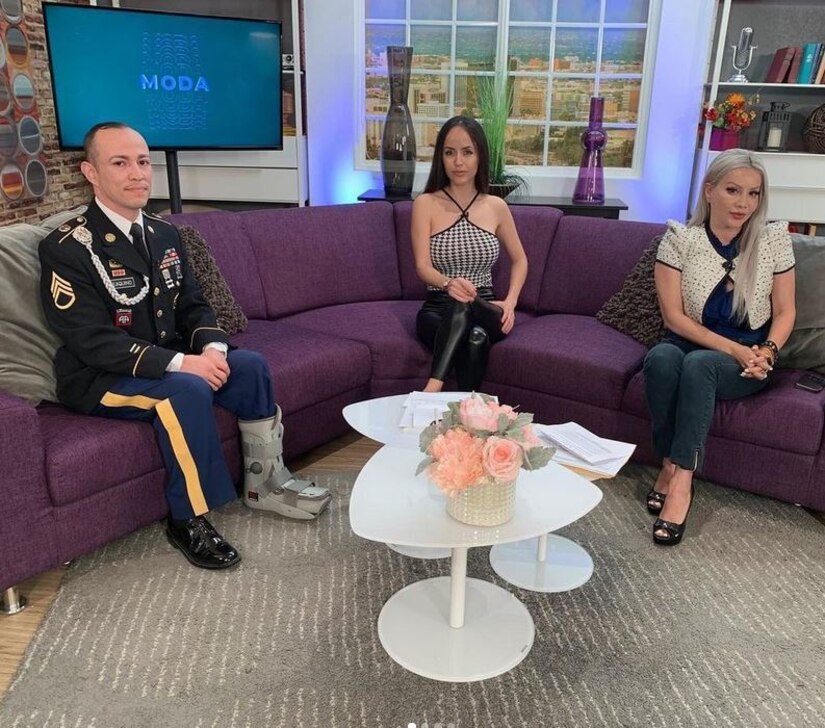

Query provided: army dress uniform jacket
[39,200,230,413]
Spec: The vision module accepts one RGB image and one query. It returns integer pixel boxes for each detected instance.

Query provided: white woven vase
[446,478,516,527]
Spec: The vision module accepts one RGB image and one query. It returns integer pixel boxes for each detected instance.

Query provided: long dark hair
[423,115,490,194]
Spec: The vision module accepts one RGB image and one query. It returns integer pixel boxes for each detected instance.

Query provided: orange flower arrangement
[704,93,757,132]
[416,394,555,496]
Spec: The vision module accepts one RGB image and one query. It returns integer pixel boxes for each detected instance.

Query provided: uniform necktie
[130,222,150,266]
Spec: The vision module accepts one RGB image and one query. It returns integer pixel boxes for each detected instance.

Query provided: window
[361,0,657,171]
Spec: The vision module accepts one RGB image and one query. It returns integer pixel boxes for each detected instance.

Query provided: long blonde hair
[688,149,769,322]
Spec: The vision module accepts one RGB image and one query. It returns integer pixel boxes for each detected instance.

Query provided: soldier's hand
[181,354,229,391]
[202,347,231,379]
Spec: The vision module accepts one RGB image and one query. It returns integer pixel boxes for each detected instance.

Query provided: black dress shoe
[166,515,241,569]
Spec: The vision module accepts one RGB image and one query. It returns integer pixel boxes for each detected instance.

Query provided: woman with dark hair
[411,115,528,393]
[644,148,796,545]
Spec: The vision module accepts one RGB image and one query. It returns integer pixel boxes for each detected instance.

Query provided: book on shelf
[765,47,796,83]
[787,223,820,235]
[787,46,804,84]
[797,42,820,84]
[811,43,825,83]
[815,46,825,84]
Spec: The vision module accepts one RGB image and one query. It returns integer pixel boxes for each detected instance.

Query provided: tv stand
[165,151,183,215]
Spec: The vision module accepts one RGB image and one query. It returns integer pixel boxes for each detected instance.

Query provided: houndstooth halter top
[428,190,500,290]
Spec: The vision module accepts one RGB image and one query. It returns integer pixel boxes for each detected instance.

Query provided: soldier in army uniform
[39,122,331,570]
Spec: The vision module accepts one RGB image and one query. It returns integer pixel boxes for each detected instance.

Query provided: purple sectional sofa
[2,201,824,594]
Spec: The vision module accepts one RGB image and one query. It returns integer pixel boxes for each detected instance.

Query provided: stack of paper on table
[398,391,496,428]
[537,421,635,478]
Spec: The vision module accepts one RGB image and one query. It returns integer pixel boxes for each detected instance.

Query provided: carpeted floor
[2,466,825,728]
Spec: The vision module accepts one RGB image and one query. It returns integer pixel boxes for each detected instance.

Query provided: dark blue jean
[643,337,767,471]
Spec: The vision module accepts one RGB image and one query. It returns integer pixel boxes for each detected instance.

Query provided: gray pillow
[0,207,87,406]
[779,234,825,373]
[0,224,63,405]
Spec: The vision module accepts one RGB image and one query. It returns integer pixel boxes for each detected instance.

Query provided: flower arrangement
[416,394,555,496]
[704,93,757,131]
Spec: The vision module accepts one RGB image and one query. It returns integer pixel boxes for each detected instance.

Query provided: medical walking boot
[238,408,331,520]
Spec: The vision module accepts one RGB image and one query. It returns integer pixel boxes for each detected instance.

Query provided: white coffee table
[344,393,607,590]
[343,392,473,560]
[349,445,602,682]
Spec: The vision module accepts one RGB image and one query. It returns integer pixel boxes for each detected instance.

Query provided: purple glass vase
[572,96,608,205]
[381,46,416,196]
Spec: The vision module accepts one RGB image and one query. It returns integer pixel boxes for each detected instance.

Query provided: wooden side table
[356,189,628,219]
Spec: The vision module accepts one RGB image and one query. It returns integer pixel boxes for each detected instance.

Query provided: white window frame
[355,0,662,180]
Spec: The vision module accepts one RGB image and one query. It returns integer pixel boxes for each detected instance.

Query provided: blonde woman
[644,149,796,545]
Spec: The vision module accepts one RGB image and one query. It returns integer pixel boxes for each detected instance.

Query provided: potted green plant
[475,75,527,198]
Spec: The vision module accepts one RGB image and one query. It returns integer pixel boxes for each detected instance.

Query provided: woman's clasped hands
[735,343,773,380]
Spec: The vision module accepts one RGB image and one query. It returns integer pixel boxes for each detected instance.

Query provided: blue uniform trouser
[92,349,275,520]
[643,338,767,472]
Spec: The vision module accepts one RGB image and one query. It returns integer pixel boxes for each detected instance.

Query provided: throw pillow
[777,234,825,373]
[175,224,248,335]
[595,236,665,348]
[0,224,63,405]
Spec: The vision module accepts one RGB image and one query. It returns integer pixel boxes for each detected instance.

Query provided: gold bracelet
[759,339,779,366]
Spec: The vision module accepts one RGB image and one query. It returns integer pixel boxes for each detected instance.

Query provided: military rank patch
[50,272,76,310]
[114,309,132,327]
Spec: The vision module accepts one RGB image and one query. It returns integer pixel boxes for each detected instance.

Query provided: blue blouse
[702,223,769,345]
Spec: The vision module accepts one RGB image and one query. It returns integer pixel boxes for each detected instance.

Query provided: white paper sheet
[536,423,636,478]
[398,392,497,429]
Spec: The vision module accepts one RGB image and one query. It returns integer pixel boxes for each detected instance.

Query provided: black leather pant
[416,287,505,391]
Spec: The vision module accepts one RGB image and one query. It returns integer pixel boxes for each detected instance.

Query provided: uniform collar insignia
[72,226,93,244]
[57,215,88,244]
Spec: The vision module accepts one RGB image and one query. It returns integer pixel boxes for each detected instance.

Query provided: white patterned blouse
[656,220,795,330]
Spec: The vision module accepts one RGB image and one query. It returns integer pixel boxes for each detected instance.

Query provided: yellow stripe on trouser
[100,391,209,517]
[155,399,209,517]
[100,392,161,410]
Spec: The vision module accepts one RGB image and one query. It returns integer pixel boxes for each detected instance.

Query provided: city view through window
[364,0,652,170]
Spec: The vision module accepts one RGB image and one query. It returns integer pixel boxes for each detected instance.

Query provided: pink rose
[459,396,499,432]
[487,401,518,423]
[482,436,523,482]
[520,425,544,451]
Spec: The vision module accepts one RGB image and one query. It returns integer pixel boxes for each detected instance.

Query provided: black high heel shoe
[645,489,666,515]
[652,483,694,546]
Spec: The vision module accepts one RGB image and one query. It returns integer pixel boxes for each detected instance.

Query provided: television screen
[42,3,282,150]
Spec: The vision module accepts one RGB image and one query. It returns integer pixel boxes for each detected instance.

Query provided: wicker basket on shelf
[802,103,825,154]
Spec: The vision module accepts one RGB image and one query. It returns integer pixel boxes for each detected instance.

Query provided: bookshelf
[689,0,825,224]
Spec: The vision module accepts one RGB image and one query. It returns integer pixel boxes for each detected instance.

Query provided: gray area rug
[2,466,825,728]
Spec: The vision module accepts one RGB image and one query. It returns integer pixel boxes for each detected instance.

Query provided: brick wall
[0,0,90,226]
